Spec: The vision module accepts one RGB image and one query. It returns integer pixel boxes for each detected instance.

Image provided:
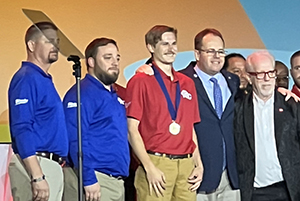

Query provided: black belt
[147,150,192,159]
[108,174,126,180]
[253,181,286,190]
[97,171,126,180]
[198,189,216,194]
[36,152,66,166]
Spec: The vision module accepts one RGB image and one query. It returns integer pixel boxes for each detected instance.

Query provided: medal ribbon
[152,65,180,120]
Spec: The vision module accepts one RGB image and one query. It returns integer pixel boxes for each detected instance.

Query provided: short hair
[145,25,177,47]
[275,60,288,69]
[85,37,118,68]
[222,53,246,70]
[25,22,58,46]
[290,50,300,67]
[194,28,224,50]
[246,51,275,72]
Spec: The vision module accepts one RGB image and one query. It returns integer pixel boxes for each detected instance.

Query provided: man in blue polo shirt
[63,38,130,201]
[8,22,68,201]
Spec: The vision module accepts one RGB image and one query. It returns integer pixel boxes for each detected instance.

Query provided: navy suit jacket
[180,61,239,192]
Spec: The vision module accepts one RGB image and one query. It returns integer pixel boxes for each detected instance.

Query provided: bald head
[246,51,275,72]
[246,51,276,101]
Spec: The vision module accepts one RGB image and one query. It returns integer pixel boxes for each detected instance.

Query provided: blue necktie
[210,77,223,119]
[210,77,226,170]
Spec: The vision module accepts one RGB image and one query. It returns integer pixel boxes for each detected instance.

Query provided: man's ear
[247,73,252,85]
[87,57,95,68]
[194,49,200,61]
[146,44,155,53]
[27,40,35,52]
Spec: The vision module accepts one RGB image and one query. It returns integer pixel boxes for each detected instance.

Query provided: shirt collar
[152,61,179,82]
[85,74,115,93]
[253,91,274,106]
[194,64,223,82]
[22,61,52,79]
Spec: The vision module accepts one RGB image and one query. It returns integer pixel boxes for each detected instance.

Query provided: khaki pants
[135,154,196,201]
[95,171,125,201]
[197,170,240,201]
[62,166,78,201]
[9,154,64,201]
[74,169,125,201]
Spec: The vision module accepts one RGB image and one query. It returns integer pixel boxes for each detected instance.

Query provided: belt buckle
[154,152,162,156]
[60,160,66,167]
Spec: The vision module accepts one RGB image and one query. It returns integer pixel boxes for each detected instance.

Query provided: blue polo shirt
[63,74,129,186]
[8,62,68,159]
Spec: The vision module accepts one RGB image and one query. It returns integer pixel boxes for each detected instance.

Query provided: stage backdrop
[1,0,299,142]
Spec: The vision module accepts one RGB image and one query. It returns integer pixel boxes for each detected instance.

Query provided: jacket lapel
[221,70,238,120]
[244,91,255,154]
[274,91,285,149]
[184,63,217,117]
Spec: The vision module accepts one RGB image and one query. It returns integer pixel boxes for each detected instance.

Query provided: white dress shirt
[194,65,231,111]
[253,92,284,188]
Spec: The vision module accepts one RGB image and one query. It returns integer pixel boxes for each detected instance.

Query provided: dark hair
[25,22,58,46]
[275,60,287,68]
[290,50,300,67]
[194,28,224,50]
[145,25,177,47]
[85,37,118,68]
[222,53,246,70]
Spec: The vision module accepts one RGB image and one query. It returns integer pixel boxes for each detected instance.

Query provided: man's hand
[146,165,166,197]
[32,179,49,201]
[22,156,49,201]
[135,64,154,75]
[278,87,300,102]
[188,166,203,192]
[84,183,101,201]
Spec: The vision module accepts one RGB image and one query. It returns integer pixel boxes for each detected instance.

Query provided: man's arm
[187,128,204,191]
[23,156,49,201]
[9,77,50,201]
[277,87,300,102]
[127,117,166,197]
[63,92,100,201]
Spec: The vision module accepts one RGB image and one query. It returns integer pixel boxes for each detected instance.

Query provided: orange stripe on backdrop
[0,0,265,135]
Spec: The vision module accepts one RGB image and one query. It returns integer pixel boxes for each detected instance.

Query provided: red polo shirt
[292,85,300,98]
[126,66,200,155]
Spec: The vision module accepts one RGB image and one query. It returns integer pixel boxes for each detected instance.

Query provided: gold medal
[169,121,181,135]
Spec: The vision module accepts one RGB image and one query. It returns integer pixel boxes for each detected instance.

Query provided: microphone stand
[67,55,83,201]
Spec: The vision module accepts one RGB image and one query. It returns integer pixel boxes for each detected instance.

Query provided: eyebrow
[103,53,120,57]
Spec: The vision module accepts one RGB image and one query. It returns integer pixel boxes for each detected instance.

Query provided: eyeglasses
[248,70,277,80]
[199,49,227,57]
[276,76,289,81]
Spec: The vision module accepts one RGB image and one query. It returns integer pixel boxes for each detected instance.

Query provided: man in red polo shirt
[126,25,203,201]
[290,50,300,97]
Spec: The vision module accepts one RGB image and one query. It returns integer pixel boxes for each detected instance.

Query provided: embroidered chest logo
[67,102,77,108]
[15,98,28,106]
[125,101,131,108]
[118,97,125,105]
[181,90,192,100]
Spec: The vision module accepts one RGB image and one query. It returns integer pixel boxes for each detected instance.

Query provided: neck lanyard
[152,64,180,120]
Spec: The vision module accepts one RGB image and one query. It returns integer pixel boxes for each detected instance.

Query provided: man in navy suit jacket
[180,28,240,201]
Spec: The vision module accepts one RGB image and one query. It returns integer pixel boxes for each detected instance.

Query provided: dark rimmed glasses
[199,49,227,57]
[248,70,277,80]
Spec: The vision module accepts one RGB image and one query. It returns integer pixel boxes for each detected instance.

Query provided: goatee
[96,67,119,85]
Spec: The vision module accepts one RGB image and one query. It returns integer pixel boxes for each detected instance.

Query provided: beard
[95,66,119,85]
[48,51,58,64]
